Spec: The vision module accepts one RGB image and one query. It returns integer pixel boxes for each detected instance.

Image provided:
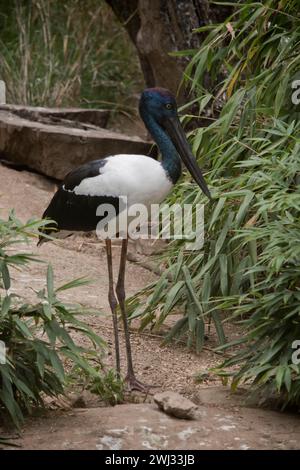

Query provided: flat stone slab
[0,104,110,128]
[4,395,300,450]
[0,110,152,180]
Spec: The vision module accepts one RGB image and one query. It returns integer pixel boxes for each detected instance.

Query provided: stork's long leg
[105,239,120,376]
[116,238,149,392]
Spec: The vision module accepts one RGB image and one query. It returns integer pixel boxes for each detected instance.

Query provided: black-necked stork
[38,88,211,391]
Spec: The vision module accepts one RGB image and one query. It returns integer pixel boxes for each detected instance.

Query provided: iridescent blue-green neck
[143,114,182,184]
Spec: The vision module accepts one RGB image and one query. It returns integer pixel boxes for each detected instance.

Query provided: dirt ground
[0,162,299,450]
[0,163,226,394]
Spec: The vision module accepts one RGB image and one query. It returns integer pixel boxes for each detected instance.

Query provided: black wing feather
[63,159,107,190]
[40,158,120,237]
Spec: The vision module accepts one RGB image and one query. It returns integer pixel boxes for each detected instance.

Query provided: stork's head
[139,87,178,124]
[139,87,211,200]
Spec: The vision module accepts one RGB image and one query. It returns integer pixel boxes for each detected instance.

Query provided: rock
[193,386,247,408]
[0,109,153,180]
[0,104,110,128]
[69,390,102,409]
[153,391,198,419]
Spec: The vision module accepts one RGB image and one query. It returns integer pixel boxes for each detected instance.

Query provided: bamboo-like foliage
[128,1,300,405]
[0,212,106,426]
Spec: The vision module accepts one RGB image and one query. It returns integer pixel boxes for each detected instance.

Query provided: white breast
[73,154,173,206]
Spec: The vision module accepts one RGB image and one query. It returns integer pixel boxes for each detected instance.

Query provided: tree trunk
[106,0,231,101]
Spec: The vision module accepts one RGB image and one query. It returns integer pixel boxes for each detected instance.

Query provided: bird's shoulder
[63,159,107,191]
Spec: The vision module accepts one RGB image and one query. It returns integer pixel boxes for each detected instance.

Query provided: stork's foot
[125,374,154,393]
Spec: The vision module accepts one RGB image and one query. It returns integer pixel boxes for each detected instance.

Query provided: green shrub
[128,1,300,405]
[0,212,105,426]
[88,369,124,406]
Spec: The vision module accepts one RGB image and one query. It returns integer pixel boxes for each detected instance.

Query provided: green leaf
[208,197,226,231]
[182,266,203,316]
[14,317,33,338]
[14,378,35,399]
[283,367,291,393]
[187,301,197,333]
[46,264,54,300]
[36,353,45,378]
[164,316,188,343]
[195,318,205,354]
[201,272,211,309]
[162,281,184,316]
[1,295,11,317]
[274,72,289,117]
[56,277,92,292]
[49,350,65,383]
[0,261,11,290]
[219,254,228,296]
[215,212,234,256]
[275,365,285,392]
[235,192,255,227]
[42,302,53,320]
[174,250,184,282]
[211,311,226,345]
[149,276,169,307]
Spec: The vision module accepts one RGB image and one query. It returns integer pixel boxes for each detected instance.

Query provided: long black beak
[163,116,211,200]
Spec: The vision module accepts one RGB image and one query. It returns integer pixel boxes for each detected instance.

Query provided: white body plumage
[66,154,173,206]
[41,154,174,241]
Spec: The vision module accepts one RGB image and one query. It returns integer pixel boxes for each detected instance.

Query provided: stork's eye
[165,103,173,110]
